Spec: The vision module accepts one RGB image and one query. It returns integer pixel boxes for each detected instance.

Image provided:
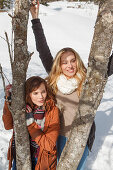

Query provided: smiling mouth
[67,69,75,73]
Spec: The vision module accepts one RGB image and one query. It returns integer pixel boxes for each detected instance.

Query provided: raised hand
[30,0,40,19]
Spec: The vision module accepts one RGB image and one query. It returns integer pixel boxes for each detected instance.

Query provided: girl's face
[61,52,77,79]
[30,83,47,106]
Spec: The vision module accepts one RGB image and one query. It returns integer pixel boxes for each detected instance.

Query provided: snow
[0,1,113,170]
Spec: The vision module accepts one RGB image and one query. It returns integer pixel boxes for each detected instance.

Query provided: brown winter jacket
[2,101,13,170]
[2,99,60,170]
[27,99,60,170]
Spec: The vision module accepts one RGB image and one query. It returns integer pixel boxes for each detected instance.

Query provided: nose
[67,62,73,68]
[38,93,43,99]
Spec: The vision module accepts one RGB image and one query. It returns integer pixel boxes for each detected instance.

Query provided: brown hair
[25,76,52,108]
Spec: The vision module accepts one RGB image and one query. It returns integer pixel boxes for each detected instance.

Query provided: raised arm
[107,52,113,77]
[30,1,53,74]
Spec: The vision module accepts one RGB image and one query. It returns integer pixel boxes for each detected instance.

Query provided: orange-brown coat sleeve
[2,101,13,130]
[27,106,60,152]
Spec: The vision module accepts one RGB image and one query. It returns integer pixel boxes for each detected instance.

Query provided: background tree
[57,0,113,169]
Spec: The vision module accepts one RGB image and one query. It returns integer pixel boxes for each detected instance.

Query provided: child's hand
[30,0,40,19]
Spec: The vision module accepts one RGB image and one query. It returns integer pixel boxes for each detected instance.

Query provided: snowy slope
[0,1,113,170]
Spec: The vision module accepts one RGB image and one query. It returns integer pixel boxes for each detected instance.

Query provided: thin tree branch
[2,72,10,84]
[29,52,34,57]
[0,64,6,93]
[8,13,14,18]
[5,32,13,68]
[11,9,14,60]
[0,35,11,46]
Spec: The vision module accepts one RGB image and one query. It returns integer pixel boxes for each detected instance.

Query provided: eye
[61,61,67,65]
[33,92,38,95]
[42,90,46,94]
[72,58,76,62]
[71,59,76,62]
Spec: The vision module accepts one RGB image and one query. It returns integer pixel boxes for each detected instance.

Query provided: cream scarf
[56,73,81,95]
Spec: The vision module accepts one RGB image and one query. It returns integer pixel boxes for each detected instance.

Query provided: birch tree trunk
[10,0,32,169]
[57,0,113,169]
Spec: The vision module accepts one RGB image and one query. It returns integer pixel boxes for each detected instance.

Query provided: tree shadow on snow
[85,97,113,170]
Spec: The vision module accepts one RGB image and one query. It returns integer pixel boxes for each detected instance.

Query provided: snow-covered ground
[0,1,113,170]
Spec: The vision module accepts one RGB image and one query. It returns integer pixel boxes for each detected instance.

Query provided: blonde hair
[46,47,87,97]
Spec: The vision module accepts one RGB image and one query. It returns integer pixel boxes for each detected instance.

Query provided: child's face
[30,83,47,106]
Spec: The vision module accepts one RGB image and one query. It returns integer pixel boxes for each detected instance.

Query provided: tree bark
[57,0,113,169]
[11,0,32,169]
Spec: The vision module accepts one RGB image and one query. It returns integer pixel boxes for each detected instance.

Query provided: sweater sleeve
[107,52,113,77]
[31,19,53,74]
[2,101,13,130]
[27,106,60,152]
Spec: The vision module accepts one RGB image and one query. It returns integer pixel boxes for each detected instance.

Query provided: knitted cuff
[26,112,34,126]
[31,18,40,25]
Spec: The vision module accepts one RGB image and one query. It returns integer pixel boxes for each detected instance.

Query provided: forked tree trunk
[11,0,32,169]
[57,0,113,169]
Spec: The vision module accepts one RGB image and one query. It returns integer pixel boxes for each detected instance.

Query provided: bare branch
[8,13,14,18]
[2,72,10,85]
[0,35,11,46]
[11,12,14,61]
[5,32,13,68]
[29,51,34,57]
[0,64,6,93]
